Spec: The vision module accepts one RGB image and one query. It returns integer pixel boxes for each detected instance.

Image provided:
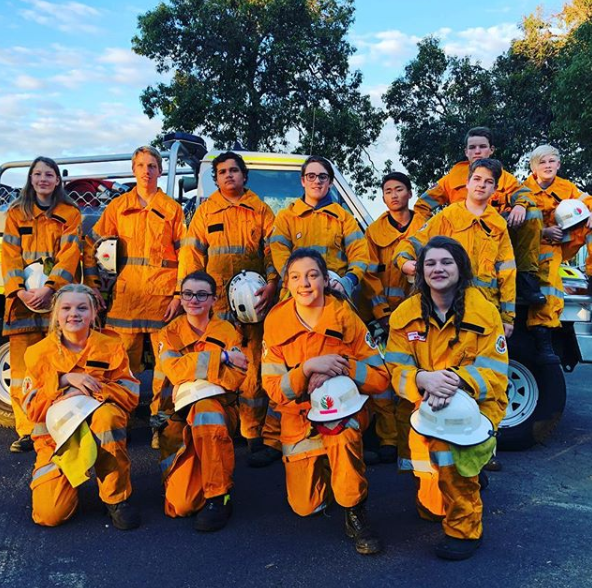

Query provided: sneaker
[345,502,383,555]
[435,534,482,560]
[195,494,232,532]
[150,429,160,450]
[10,435,34,453]
[105,500,141,530]
[247,446,282,468]
[378,445,398,464]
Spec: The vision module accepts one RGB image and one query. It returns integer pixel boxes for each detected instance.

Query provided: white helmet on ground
[410,389,494,446]
[307,376,368,423]
[46,394,103,452]
[174,379,226,412]
[227,270,268,324]
[23,260,51,313]
[95,237,118,275]
[555,200,590,230]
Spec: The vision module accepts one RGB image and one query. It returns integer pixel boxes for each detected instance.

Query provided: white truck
[1,132,591,450]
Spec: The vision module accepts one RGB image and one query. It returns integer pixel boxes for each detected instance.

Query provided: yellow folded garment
[51,422,98,488]
[450,436,497,478]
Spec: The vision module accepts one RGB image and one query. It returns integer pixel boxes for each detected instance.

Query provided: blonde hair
[530,145,560,172]
[49,284,102,334]
[132,146,163,173]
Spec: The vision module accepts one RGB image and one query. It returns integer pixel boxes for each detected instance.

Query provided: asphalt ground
[1,367,591,588]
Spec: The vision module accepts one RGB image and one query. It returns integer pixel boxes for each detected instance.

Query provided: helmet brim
[307,394,369,423]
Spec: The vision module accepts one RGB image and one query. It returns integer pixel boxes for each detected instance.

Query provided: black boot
[345,502,383,555]
[194,494,232,532]
[10,435,34,453]
[517,272,546,305]
[247,445,282,468]
[531,326,560,364]
[105,500,141,530]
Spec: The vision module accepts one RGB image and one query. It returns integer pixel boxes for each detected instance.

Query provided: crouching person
[158,271,247,531]
[22,284,141,529]
[261,248,390,555]
[385,237,508,560]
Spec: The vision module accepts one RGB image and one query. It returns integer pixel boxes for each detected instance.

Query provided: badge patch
[158,341,164,355]
[365,331,377,349]
[407,331,426,342]
[23,376,33,395]
[495,335,507,354]
[296,232,302,240]
[262,340,268,359]
[320,395,337,414]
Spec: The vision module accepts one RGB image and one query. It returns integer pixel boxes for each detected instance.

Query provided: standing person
[180,152,280,467]
[521,145,592,361]
[385,236,508,560]
[395,158,516,338]
[83,146,186,449]
[360,171,425,464]
[158,271,248,530]
[414,126,544,304]
[2,156,81,453]
[261,248,389,555]
[22,284,141,529]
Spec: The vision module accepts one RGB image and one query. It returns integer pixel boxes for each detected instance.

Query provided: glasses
[303,172,330,183]
[180,290,215,302]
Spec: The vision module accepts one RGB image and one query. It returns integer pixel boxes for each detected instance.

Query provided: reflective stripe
[349,261,367,272]
[195,351,211,380]
[280,373,297,400]
[473,277,498,289]
[160,448,180,473]
[32,423,49,436]
[84,266,100,277]
[463,366,489,401]
[360,353,385,368]
[385,287,405,298]
[22,388,38,413]
[270,235,292,249]
[106,317,166,330]
[23,251,52,261]
[161,350,183,361]
[266,405,282,420]
[282,436,324,458]
[152,370,166,381]
[418,193,440,211]
[11,377,24,387]
[3,234,21,246]
[367,263,380,273]
[181,237,207,253]
[306,245,328,256]
[261,363,288,376]
[193,411,226,426]
[3,316,49,333]
[408,236,423,257]
[541,286,564,299]
[60,234,80,246]
[89,228,101,244]
[372,387,394,400]
[32,462,58,481]
[399,456,434,473]
[394,251,414,264]
[344,231,364,247]
[238,396,268,408]
[51,268,74,282]
[397,369,414,400]
[6,269,25,280]
[371,295,388,307]
[525,208,543,221]
[216,311,235,322]
[209,245,246,256]
[384,351,416,366]
[495,260,516,271]
[354,361,367,383]
[511,189,536,208]
[117,378,140,396]
[430,450,455,467]
[94,427,127,445]
[120,257,178,269]
[500,301,516,313]
[474,356,508,376]
[539,252,554,262]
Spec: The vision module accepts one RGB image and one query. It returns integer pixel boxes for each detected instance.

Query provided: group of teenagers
[3,125,592,561]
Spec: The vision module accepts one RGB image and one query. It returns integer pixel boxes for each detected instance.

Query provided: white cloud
[19,0,102,34]
[352,29,420,69]
[14,74,45,90]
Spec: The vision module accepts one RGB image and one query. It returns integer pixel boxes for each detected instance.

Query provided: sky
[0,0,565,214]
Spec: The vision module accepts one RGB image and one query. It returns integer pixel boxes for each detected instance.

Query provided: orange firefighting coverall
[522,175,592,328]
[157,315,246,517]
[261,295,390,516]
[2,202,82,436]
[394,201,517,325]
[385,288,509,539]
[22,330,139,526]
[414,160,542,273]
[180,189,279,445]
[83,187,186,421]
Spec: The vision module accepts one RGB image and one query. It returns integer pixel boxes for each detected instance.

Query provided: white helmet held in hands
[95,237,118,275]
[328,270,354,299]
[23,260,51,313]
[174,379,226,412]
[555,200,590,230]
[307,376,368,423]
[227,270,268,324]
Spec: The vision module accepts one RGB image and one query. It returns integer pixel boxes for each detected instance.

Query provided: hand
[61,373,102,396]
[92,287,106,311]
[307,372,331,394]
[163,298,182,322]
[402,261,416,276]
[54,386,90,403]
[416,369,460,396]
[424,391,455,411]
[29,286,54,310]
[303,354,350,378]
[503,323,514,338]
[254,281,276,313]
[542,225,564,243]
[226,350,248,370]
[507,205,526,228]
[17,289,38,308]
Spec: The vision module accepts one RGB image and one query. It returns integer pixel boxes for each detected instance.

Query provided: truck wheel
[0,339,15,428]
[498,357,566,451]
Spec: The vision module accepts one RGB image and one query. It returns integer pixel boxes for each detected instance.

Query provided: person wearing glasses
[270,156,371,303]
[157,271,248,531]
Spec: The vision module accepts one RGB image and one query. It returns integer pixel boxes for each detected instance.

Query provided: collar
[446,201,507,234]
[207,188,261,212]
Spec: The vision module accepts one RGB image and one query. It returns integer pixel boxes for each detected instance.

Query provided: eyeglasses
[303,172,330,183]
[180,290,215,302]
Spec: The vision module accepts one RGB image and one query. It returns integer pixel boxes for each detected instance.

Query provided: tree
[132,0,385,194]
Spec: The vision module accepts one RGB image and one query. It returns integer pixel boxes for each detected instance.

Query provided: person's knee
[32,492,77,527]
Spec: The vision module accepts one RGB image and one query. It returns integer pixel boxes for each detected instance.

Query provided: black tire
[0,338,15,428]
[498,349,566,451]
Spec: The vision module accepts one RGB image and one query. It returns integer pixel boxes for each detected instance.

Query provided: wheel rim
[500,359,539,429]
[0,342,11,408]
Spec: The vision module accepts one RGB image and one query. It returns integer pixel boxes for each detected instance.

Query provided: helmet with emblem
[307,376,368,423]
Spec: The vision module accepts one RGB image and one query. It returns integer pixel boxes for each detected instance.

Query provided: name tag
[407,331,426,342]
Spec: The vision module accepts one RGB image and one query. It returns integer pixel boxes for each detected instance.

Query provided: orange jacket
[394,201,516,324]
[180,189,277,320]
[158,315,247,394]
[270,198,370,286]
[83,188,186,332]
[362,211,425,318]
[385,288,508,428]
[414,161,535,222]
[261,295,390,444]
[22,329,140,433]
[2,202,81,335]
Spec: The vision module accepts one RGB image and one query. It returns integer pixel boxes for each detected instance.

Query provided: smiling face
[465,135,494,164]
[132,151,161,193]
[422,247,460,295]
[287,256,328,309]
[57,292,95,337]
[382,179,412,212]
[180,279,217,319]
[466,166,496,205]
[533,154,560,185]
[301,161,332,205]
[30,161,60,201]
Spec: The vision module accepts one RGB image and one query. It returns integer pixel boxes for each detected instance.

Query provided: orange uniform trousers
[30,403,131,527]
[160,398,238,517]
[368,386,397,447]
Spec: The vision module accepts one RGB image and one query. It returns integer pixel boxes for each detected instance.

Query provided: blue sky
[0,0,564,202]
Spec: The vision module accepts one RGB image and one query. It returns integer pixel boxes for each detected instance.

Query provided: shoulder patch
[23,376,33,395]
[158,341,164,355]
[262,340,268,359]
[296,232,302,240]
[407,331,426,342]
[365,331,377,350]
[495,335,507,354]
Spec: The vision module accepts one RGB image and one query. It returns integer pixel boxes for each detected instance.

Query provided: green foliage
[132,0,385,194]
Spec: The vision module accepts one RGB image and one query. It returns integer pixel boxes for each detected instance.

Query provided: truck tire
[498,356,566,451]
[0,339,15,428]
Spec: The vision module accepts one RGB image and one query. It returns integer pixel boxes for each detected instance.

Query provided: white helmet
[555,200,590,230]
[23,260,51,314]
[307,376,368,423]
[174,379,226,412]
[328,270,354,299]
[410,389,494,446]
[227,270,267,324]
[46,394,102,452]
[95,237,118,275]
